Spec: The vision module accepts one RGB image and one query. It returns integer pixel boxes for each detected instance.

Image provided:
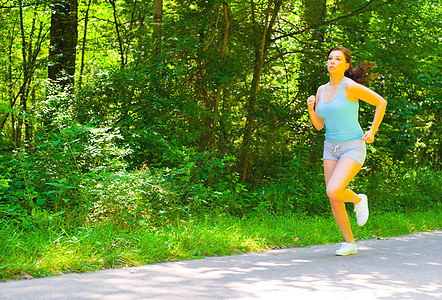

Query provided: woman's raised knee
[326,186,342,200]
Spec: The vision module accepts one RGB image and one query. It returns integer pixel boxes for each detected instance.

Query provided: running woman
[307,46,387,256]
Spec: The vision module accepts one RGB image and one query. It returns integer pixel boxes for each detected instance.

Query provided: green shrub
[353,166,441,212]
[80,168,171,227]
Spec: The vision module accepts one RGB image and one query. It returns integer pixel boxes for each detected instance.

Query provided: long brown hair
[327,46,377,84]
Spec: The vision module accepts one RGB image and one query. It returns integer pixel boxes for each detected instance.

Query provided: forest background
[0,0,440,280]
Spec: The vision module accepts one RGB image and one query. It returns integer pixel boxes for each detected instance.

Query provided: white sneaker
[355,194,369,226]
[335,242,357,256]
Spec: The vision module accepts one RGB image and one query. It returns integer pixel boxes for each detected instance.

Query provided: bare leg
[324,158,363,244]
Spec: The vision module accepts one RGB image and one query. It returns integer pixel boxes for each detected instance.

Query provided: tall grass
[1,207,441,281]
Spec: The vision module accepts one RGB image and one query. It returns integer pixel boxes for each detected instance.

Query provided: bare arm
[307,86,325,131]
[345,80,387,143]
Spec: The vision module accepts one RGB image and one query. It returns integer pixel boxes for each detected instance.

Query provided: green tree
[48,0,78,86]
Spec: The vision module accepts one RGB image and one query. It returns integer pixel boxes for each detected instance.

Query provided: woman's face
[327,50,349,75]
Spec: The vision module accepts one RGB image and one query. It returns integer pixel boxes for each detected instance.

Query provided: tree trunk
[205,2,231,186]
[48,0,78,86]
[6,20,16,142]
[300,0,327,95]
[1,16,44,138]
[303,0,326,44]
[210,2,230,152]
[16,3,27,147]
[153,0,163,57]
[109,0,125,68]
[239,0,282,183]
[298,0,327,161]
[17,4,37,147]
[149,0,163,90]
[79,0,92,88]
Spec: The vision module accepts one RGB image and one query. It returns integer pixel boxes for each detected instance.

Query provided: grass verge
[1,207,441,281]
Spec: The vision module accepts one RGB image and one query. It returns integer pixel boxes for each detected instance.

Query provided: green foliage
[0,87,134,227]
[328,0,441,170]
[1,0,439,175]
[353,166,442,212]
[79,148,249,226]
[0,0,440,282]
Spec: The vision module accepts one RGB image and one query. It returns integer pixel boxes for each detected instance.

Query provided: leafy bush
[0,88,135,227]
[353,166,441,212]
[78,147,246,227]
[80,169,168,227]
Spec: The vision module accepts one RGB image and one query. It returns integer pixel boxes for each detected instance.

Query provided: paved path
[1,231,441,299]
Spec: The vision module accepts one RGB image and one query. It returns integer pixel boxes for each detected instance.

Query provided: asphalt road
[1,230,441,300]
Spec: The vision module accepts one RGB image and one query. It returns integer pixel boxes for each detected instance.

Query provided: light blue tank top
[316,77,363,143]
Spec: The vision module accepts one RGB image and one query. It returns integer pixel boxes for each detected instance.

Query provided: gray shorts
[323,139,366,165]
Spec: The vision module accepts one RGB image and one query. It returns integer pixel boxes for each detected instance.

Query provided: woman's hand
[307,89,324,131]
[307,95,316,111]
[362,129,375,144]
